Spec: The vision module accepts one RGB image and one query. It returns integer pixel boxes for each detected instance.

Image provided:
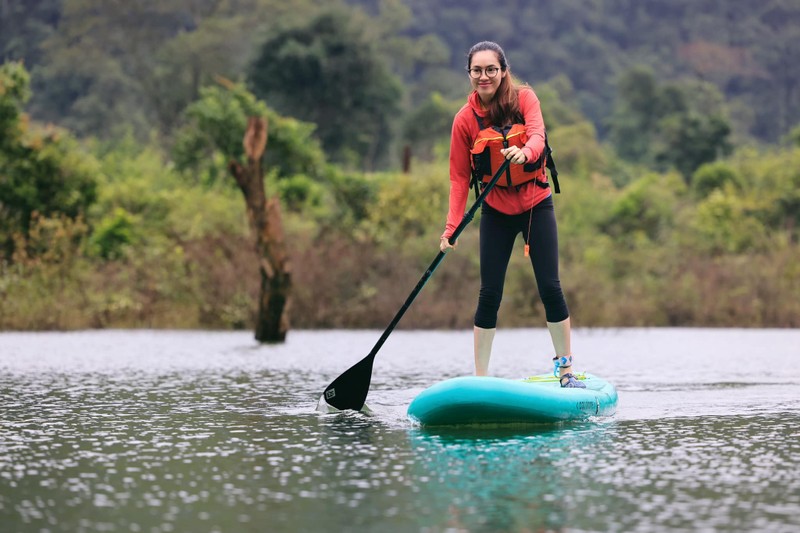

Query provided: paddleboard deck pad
[407,373,617,427]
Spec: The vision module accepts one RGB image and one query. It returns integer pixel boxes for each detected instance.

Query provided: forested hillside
[3,0,798,146]
[356,0,800,144]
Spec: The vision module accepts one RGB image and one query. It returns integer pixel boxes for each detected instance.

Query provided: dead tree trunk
[228,116,291,343]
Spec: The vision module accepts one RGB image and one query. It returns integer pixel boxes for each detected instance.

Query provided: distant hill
[352,0,800,142]
[3,0,798,144]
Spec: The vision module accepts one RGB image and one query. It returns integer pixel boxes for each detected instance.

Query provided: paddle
[321,159,512,411]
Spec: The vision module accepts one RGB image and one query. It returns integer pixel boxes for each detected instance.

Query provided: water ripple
[1,329,799,532]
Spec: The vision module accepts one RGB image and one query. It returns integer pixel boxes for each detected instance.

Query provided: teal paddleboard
[407,373,617,427]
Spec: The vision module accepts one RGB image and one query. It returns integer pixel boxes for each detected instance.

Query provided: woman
[440,41,584,388]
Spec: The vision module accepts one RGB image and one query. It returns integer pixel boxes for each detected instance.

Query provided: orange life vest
[469,113,559,194]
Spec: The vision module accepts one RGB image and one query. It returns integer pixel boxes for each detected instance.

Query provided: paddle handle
[365,159,511,359]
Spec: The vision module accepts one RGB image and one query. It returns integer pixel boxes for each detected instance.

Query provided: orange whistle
[524,244,530,257]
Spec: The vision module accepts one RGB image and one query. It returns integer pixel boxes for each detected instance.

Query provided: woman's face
[469,50,506,103]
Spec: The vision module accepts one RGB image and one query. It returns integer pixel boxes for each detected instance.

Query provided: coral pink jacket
[443,87,551,239]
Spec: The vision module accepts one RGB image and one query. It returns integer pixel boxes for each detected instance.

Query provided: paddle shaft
[321,159,512,410]
[362,159,511,361]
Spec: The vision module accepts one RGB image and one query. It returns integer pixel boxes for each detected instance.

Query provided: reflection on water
[408,424,607,532]
[1,329,799,532]
[409,415,800,532]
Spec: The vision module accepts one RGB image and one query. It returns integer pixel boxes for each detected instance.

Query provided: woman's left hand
[500,146,527,165]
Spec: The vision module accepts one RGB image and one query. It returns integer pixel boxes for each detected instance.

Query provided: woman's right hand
[440,236,457,252]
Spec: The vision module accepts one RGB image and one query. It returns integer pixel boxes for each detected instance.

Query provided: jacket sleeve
[519,88,546,165]
[443,110,473,239]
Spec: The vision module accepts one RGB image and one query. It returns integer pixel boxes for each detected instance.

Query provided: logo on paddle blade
[325,388,336,400]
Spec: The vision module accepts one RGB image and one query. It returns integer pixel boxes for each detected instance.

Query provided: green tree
[248,8,403,170]
[609,67,732,180]
[689,187,768,254]
[655,111,731,180]
[609,67,662,163]
[31,0,194,137]
[534,75,587,132]
[0,0,61,64]
[172,79,326,187]
[0,61,98,258]
[402,92,460,162]
[691,161,741,200]
[601,172,685,244]
[785,123,800,147]
[30,0,322,139]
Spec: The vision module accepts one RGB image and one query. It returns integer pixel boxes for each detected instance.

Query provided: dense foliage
[249,9,403,169]
[390,0,800,143]
[5,0,799,148]
[1,1,799,330]
[0,62,97,258]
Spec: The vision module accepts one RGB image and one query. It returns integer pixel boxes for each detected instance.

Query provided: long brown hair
[467,41,523,126]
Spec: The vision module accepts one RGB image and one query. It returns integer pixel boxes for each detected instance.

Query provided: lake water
[1,328,799,532]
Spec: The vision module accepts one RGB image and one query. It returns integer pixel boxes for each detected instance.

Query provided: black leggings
[474,195,569,328]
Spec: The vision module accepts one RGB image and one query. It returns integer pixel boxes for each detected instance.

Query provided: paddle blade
[321,355,375,411]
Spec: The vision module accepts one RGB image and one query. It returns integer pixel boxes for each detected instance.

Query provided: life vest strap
[476,178,551,192]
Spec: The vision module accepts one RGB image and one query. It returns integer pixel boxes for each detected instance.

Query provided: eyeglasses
[467,66,501,79]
